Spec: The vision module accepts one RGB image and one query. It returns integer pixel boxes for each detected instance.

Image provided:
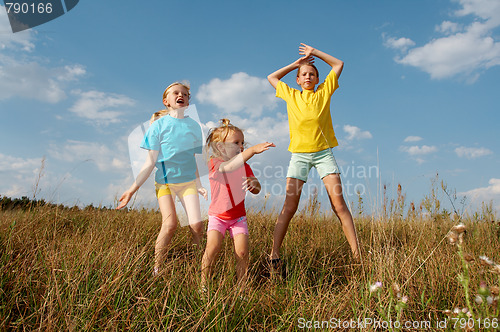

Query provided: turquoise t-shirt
[141,115,202,184]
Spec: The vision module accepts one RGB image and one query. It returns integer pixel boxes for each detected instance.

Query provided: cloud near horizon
[460,178,500,210]
[455,146,493,159]
[49,140,129,172]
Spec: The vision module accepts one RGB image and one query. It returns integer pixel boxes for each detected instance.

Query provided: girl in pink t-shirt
[200,119,274,293]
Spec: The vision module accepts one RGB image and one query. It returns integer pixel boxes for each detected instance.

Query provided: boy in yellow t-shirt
[267,43,360,267]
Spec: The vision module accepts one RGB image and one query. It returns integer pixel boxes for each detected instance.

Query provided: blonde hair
[150,82,191,124]
[205,118,244,160]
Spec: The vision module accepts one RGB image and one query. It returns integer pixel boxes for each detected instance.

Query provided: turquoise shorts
[286,148,340,182]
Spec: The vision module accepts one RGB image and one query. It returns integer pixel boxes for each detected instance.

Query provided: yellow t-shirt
[276,69,339,153]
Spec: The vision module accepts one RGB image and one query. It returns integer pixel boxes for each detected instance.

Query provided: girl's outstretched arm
[299,43,344,78]
[267,56,314,88]
[116,149,158,209]
[219,142,275,173]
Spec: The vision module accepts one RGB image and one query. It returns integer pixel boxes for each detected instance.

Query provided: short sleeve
[244,163,254,178]
[193,121,203,154]
[208,158,223,179]
[276,80,293,100]
[140,121,160,151]
[317,69,339,96]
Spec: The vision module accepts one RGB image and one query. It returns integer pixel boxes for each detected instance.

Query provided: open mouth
[176,98,185,105]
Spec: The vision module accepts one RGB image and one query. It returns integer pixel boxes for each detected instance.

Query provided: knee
[235,249,249,262]
[281,201,299,217]
[332,199,349,216]
[190,221,203,234]
[161,222,177,235]
[205,241,222,258]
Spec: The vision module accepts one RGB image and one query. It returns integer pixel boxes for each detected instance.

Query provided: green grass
[1,193,499,331]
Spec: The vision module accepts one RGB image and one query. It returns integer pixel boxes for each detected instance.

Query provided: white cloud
[404,136,423,142]
[69,90,135,125]
[0,57,74,102]
[343,125,373,141]
[461,178,500,210]
[0,153,41,172]
[436,21,461,34]
[385,0,500,81]
[57,65,86,81]
[196,72,278,117]
[0,7,35,51]
[455,146,493,159]
[400,145,438,158]
[383,35,416,52]
[0,9,86,103]
[49,140,129,172]
[0,153,44,197]
[455,0,500,26]
[399,144,437,164]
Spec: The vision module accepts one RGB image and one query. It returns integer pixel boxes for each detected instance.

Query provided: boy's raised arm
[300,43,344,78]
[267,56,314,89]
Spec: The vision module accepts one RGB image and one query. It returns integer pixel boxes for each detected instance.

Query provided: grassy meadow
[1,184,499,331]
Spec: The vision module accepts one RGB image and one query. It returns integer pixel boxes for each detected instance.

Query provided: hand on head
[294,55,315,67]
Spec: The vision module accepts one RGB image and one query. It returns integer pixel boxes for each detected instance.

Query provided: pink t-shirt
[208,158,254,220]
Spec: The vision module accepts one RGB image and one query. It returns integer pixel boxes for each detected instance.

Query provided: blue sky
[1,0,499,216]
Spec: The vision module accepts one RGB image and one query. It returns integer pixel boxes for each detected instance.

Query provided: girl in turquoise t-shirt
[117,82,207,276]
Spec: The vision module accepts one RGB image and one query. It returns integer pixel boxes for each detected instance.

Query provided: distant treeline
[0,195,112,212]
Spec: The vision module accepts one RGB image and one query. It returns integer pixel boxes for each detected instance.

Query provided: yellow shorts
[155,181,197,198]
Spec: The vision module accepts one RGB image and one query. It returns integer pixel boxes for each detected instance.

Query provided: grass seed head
[370,281,383,293]
[479,255,495,266]
[490,264,500,275]
[452,224,466,234]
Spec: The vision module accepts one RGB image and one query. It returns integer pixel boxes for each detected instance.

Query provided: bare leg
[156,194,178,270]
[270,177,305,260]
[200,230,224,287]
[233,233,249,287]
[322,174,360,260]
[177,193,203,246]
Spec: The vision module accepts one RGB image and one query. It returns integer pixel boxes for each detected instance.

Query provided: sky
[0,0,499,217]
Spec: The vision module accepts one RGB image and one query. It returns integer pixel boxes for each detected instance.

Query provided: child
[200,119,274,291]
[117,82,207,275]
[267,43,360,266]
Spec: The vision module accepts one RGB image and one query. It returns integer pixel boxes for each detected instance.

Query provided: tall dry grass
[1,189,499,331]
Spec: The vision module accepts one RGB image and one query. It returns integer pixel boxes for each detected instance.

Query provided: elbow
[267,75,277,87]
